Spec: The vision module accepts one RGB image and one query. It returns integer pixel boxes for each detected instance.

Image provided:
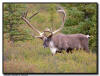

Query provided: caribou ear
[35,36,43,40]
[47,34,53,39]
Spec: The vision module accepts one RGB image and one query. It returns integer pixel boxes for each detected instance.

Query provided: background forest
[3,3,97,73]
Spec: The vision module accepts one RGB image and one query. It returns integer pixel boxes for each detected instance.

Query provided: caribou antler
[41,7,66,37]
[21,10,42,35]
[29,10,40,19]
[52,7,66,34]
[21,7,66,39]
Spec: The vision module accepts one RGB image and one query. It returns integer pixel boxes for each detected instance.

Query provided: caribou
[21,7,90,55]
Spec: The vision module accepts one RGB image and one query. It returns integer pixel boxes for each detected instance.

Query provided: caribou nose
[43,44,48,48]
[43,44,46,48]
[43,45,45,48]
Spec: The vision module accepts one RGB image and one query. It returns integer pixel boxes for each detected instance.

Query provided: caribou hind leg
[81,38,90,53]
[66,48,73,53]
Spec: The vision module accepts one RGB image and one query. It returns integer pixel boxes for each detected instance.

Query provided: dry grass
[3,35,97,73]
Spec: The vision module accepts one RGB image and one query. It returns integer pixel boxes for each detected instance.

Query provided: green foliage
[4,4,32,42]
[65,7,84,26]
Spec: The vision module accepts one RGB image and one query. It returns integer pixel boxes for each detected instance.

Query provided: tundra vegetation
[3,3,97,73]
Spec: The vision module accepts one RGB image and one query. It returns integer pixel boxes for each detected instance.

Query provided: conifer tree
[4,4,31,43]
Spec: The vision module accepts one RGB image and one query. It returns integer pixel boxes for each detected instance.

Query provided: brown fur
[51,33,89,53]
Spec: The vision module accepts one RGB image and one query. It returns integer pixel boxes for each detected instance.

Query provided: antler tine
[29,10,40,19]
[24,9,28,18]
[52,7,66,34]
[22,9,28,18]
[21,10,42,35]
[22,12,25,18]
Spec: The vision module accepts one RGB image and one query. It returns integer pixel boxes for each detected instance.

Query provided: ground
[3,35,97,73]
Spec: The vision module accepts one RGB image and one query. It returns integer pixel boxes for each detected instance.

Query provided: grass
[3,35,97,73]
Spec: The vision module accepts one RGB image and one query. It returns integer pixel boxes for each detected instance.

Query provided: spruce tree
[4,4,31,43]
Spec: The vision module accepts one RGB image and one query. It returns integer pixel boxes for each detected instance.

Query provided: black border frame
[2,2,99,75]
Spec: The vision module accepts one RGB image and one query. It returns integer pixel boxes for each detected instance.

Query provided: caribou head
[21,7,66,48]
